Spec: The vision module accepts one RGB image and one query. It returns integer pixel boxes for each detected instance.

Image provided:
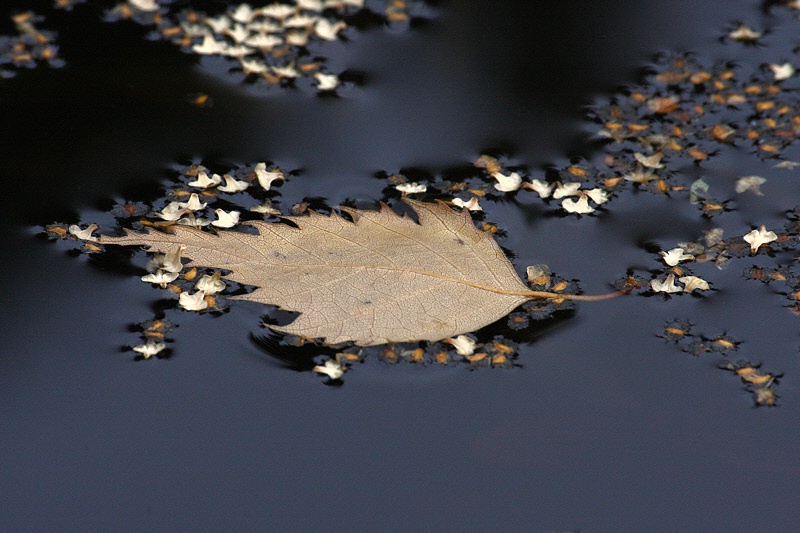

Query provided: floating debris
[660,322,781,407]
[0,11,64,78]
[97,0,426,91]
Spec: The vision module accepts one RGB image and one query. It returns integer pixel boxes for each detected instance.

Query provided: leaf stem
[520,289,630,301]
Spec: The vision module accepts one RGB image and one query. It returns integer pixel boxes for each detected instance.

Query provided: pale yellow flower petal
[679,276,710,293]
[651,273,682,293]
[491,171,523,192]
[211,209,241,228]
[179,290,208,311]
[313,359,344,379]
[743,225,778,253]
[445,335,476,356]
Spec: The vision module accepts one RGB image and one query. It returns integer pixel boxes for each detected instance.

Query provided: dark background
[2,1,799,530]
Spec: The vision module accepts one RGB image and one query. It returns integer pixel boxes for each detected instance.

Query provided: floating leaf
[99,200,621,346]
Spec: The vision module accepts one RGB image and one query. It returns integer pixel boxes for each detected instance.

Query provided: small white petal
[770,62,795,81]
[217,174,249,193]
[129,0,159,12]
[729,24,762,42]
[584,188,609,205]
[285,14,319,28]
[660,247,695,267]
[735,176,766,196]
[132,341,166,358]
[297,0,324,11]
[240,57,269,75]
[689,178,710,205]
[314,72,340,91]
[179,290,208,311]
[623,168,658,184]
[192,33,227,55]
[524,178,554,198]
[271,64,301,78]
[561,195,594,214]
[313,359,344,379]
[68,223,99,241]
[244,33,282,50]
[327,0,364,7]
[651,273,682,293]
[285,30,310,46]
[188,171,222,189]
[254,163,284,190]
[446,335,476,356]
[141,270,179,285]
[250,202,281,215]
[491,171,522,192]
[230,4,255,23]
[220,44,254,58]
[204,15,231,34]
[704,228,725,247]
[155,201,187,221]
[743,225,778,253]
[526,264,550,279]
[552,182,582,199]
[452,197,482,211]
[634,152,664,169]
[395,182,427,194]
[224,23,250,43]
[161,245,186,273]
[195,273,226,295]
[679,276,711,293]
[773,160,800,170]
[315,18,346,40]
[211,209,241,228]
[181,22,209,37]
[178,193,208,211]
[176,214,211,227]
[260,3,296,19]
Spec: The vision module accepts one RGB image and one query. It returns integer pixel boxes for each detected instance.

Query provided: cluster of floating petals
[650,273,711,294]
[100,0,415,91]
[553,183,609,214]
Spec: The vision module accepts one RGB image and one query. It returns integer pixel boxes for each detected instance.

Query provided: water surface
[1,0,799,530]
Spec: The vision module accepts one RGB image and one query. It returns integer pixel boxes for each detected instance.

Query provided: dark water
[2,0,800,530]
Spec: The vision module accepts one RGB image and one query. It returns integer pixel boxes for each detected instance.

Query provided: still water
[2,0,799,529]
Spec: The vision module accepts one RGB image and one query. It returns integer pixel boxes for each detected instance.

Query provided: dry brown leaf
[100,199,620,345]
